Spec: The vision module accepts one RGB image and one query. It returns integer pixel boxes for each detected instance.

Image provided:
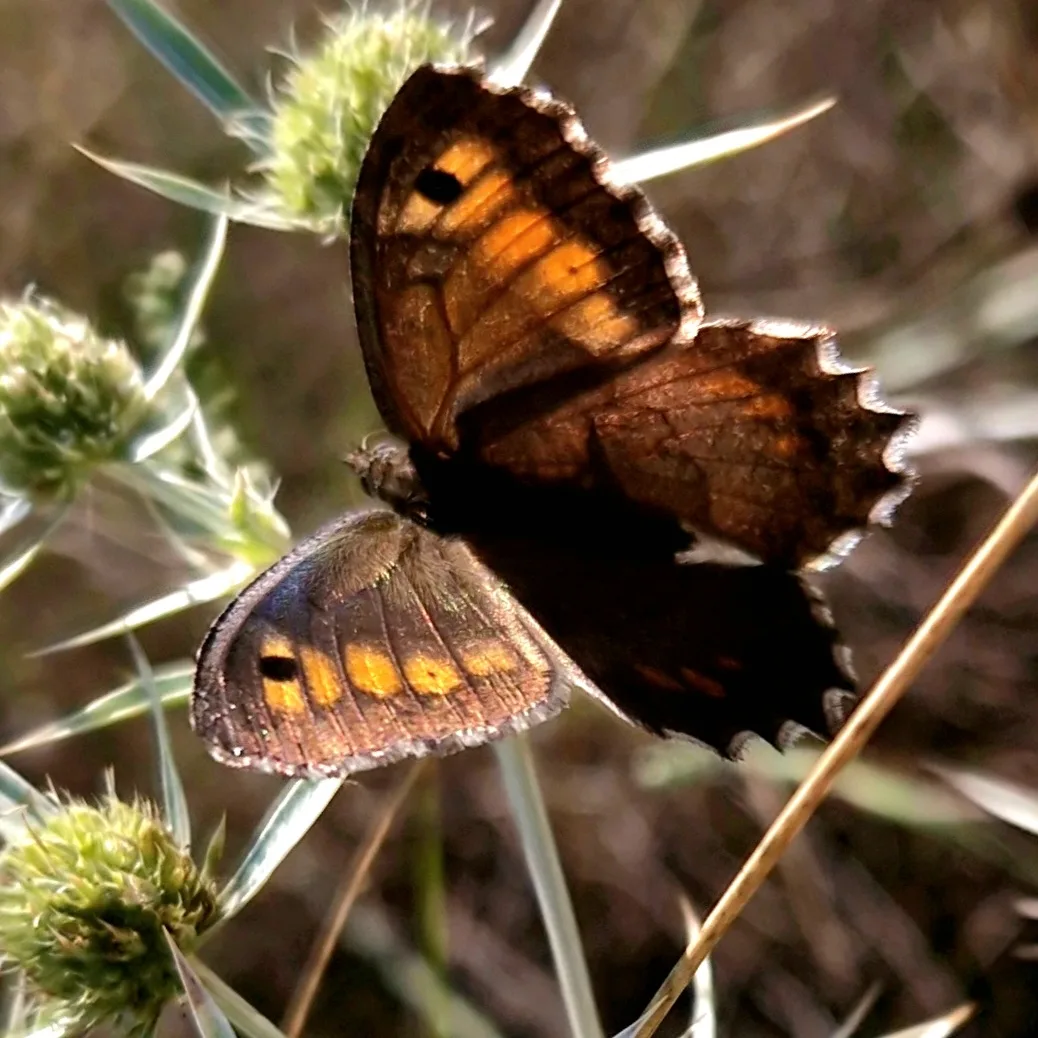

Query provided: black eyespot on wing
[259,656,297,681]
[414,167,464,204]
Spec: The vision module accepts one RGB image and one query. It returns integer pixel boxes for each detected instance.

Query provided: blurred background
[3,0,1038,1035]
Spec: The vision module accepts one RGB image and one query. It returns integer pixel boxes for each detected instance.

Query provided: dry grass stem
[281,761,426,1038]
[632,468,1038,1037]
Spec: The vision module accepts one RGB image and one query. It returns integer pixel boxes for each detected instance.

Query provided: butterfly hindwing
[191,510,569,777]
[465,527,854,754]
[350,64,700,451]
[468,317,914,568]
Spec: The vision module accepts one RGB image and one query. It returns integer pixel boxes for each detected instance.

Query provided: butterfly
[191,64,915,778]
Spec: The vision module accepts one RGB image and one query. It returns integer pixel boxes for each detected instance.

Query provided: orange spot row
[261,635,525,715]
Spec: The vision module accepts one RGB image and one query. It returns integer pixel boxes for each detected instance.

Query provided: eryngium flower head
[0,795,220,1035]
[259,6,477,234]
[0,296,146,498]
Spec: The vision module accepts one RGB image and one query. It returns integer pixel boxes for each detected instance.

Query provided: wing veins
[438,233,678,395]
[436,176,618,342]
[303,612,355,748]
[599,411,803,436]
[428,136,570,237]
[375,579,432,718]
[431,547,542,715]
[605,336,827,404]
[393,568,483,731]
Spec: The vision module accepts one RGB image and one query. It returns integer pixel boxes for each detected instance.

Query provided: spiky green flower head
[259,4,481,235]
[0,794,220,1036]
[0,295,147,500]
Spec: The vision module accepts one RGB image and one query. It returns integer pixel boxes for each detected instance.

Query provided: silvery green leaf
[129,399,196,462]
[104,0,258,124]
[129,636,191,848]
[219,778,342,920]
[163,935,237,1038]
[877,1002,974,1038]
[612,901,712,1038]
[187,407,234,488]
[0,496,31,537]
[14,1018,78,1038]
[0,758,56,824]
[110,461,231,532]
[33,559,254,654]
[637,743,974,827]
[190,958,288,1038]
[613,97,835,184]
[144,215,228,401]
[830,982,882,1038]
[0,506,68,593]
[931,764,1038,835]
[488,0,561,88]
[200,815,227,885]
[1,972,27,1035]
[0,660,192,756]
[496,737,603,1038]
[74,149,301,229]
[681,902,714,1038]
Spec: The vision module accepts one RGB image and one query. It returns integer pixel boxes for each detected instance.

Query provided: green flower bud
[123,251,206,361]
[0,296,147,499]
[260,7,478,234]
[0,795,220,1035]
[226,466,292,567]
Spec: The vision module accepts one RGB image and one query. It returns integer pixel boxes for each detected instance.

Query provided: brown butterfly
[192,65,915,778]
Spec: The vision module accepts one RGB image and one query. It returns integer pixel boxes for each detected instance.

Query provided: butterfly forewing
[191,510,568,778]
[350,64,700,451]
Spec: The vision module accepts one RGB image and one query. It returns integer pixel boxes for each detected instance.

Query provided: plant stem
[496,735,603,1038]
[281,762,424,1038]
[413,767,450,1038]
[193,957,287,1038]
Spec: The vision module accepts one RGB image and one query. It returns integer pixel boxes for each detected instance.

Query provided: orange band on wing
[386,140,651,438]
[345,643,403,698]
[299,646,343,707]
[403,653,463,696]
[461,639,519,677]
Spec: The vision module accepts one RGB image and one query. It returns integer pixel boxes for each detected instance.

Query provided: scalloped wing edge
[703,315,918,573]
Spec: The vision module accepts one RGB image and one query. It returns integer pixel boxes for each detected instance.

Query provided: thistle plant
[94,0,838,235]
[255,7,477,234]
[123,250,207,360]
[56,3,837,1032]
[0,789,219,1036]
[0,686,343,1038]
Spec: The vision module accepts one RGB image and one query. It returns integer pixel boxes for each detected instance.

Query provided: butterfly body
[192,64,913,778]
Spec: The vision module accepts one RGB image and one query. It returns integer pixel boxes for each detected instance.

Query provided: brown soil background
[3,1,1038,1035]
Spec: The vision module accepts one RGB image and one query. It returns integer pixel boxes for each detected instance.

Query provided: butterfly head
[345,437,429,520]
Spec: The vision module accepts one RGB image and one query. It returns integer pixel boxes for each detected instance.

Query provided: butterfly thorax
[347,436,698,567]
[345,440,431,523]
